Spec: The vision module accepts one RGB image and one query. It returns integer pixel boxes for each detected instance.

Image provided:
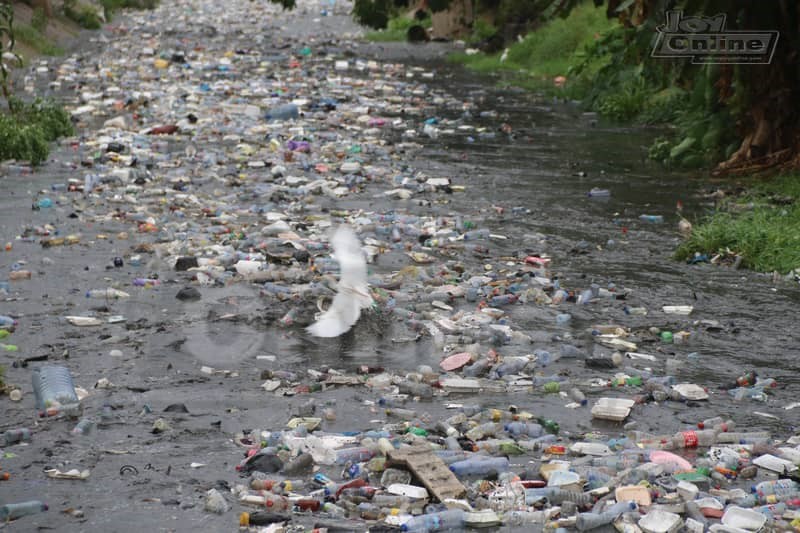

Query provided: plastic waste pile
[0,0,797,531]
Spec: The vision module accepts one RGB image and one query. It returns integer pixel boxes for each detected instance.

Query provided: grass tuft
[675,175,800,273]
[14,23,64,56]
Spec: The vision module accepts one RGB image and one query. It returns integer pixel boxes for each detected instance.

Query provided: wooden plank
[387,445,466,502]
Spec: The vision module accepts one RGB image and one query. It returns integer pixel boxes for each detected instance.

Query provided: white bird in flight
[307,226,373,337]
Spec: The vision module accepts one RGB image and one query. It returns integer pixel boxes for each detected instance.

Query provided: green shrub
[468,19,498,44]
[63,1,103,29]
[594,74,649,121]
[0,98,74,165]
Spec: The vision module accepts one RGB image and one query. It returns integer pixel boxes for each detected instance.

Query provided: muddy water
[0,2,798,532]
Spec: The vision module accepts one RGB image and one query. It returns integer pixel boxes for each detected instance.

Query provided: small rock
[175,257,199,271]
[176,287,201,301]
[164,403,189,413]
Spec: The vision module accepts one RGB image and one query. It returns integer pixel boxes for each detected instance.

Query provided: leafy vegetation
[0,98,75,166]
[452,3,616,84]
[63,0,102,29]
[676,175,800,274]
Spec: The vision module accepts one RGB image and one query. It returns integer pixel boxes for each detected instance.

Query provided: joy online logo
[652,11,779,64]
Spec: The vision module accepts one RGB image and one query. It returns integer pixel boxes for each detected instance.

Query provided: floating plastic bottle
[669,429,718,449]
[504,422,543,438]
[449,456,510,477]
[752,479,799,503]
[505,510,550,526]
[86,288,130,299]
[71,418,95,436]
[0,501,48,521]
[638,214,664,223]
[31,366,81,418]
[401,509,464,532]
[575,501,637,530]
[2,428,31,446]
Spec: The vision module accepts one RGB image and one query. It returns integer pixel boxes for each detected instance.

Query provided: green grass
[365,14,431,42]
[452,2,617,81]
[14,23,64,56]
[675,175,800,273]
[63,2,102,29]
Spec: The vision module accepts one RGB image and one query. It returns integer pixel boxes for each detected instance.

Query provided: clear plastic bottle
[449,456,510,477]
[505,510,549,526]
[335,447,374,465]
[570,388,588,406]
[398,380,433,399]
[504,422,543,438]
[71,418,95,436]
[669,429,717,448]
[575,501,637,531]
[0,501,48,521]
[752,479,799,502]
[85,288,130,299]
[401,509,464,532]
[31,366,80,418]
[716,431,771,444]
[465,422,498,441]
[2,428,32,446]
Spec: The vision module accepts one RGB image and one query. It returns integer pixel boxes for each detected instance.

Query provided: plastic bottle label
[683,431,699,447]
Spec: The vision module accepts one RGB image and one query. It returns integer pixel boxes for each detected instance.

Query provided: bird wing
[307,226,373,338]
[306,287,364,337]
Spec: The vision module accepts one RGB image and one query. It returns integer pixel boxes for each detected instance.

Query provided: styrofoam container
[591,397,635,421]
[676,480,699,501]
[639,509,683,533]
[708,525,752,533]
[720,506,766,531]
[569,442,613,456]
[387,484,429,499]
[539,460,570,481]
[615,485,652,506]
[672,383,709,400]
[752,453,798,473]
[695,497,725,511]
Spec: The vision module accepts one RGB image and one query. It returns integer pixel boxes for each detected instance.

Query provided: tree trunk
[715,2,800,174]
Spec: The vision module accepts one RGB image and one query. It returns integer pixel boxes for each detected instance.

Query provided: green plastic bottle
[537,418,560,435]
